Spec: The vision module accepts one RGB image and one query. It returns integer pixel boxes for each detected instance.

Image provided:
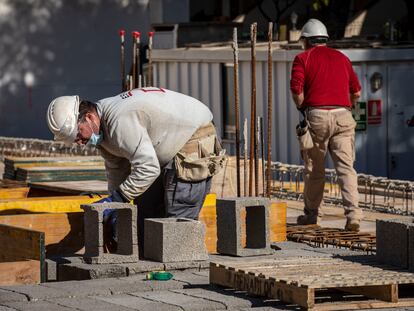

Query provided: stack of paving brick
[376,219,414,271]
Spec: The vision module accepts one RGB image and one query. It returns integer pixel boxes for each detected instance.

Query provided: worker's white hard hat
[46,96,80,145]
[300,19,329,38]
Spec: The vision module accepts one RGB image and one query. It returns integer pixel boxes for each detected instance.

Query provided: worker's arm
[292,92,304,108]
[111,117,160,202]
[350,91,361,107]
[290,55,305,109]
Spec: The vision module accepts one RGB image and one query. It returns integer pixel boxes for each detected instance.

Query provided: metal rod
[132,31,137,89]
[148,31,154,86]
[119,29,126,92]
[134,31,141,88]
[243,118,248,197]
[260,117,265,196]
[249,22,257,196]
[266,22,273,197]
[232,28,241,197]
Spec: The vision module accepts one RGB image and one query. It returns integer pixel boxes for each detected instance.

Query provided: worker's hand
[94,190,128,204]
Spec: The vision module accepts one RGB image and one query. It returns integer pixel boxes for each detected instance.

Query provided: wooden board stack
[210,256,414,310]
[0,179,29,199]
[15,165,106,182]
[3,156,104,179]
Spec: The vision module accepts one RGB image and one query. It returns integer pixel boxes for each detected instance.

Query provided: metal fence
[271,162,414,216]
[0,136,100,158]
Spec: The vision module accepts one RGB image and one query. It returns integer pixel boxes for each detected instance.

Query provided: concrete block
[96,294,183,311]
[52,297,137,311]
[58,262,127,281]
[216,197,273,256]
[81,203,139,264]
[376,219,412,269]
[144,218,208,262]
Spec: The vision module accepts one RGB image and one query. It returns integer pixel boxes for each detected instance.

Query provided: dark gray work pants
[134,164,212,258]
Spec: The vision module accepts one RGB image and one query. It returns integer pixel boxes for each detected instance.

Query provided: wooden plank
[0,260,40,286]
[0,224,45,282]
[29,180,108,195]
[0,195,101,214]
[0,213,84,256]
[339,284,398,303]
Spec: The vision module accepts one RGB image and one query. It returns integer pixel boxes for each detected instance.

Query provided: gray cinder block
[144,218,208,262]
[376,219,412,269]
[81,203,139,264]
[216,197,273,257]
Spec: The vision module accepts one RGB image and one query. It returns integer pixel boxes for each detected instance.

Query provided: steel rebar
[266,22,273,197]
[232,27,241,197]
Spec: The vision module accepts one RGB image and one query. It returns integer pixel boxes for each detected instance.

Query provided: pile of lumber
[3,156,104,180]
[0,179,29,199]
[15,165,106,182]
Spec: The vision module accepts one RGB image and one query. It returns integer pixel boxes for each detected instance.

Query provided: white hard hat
[46,96,80,145]
[300,19,329,38]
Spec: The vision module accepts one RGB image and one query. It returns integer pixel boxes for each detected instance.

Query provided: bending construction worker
[290,19,363,231]
[47,87,226,253]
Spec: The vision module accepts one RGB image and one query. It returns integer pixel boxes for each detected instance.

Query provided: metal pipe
[148,31,154,86]
[119,29,126,92]
[266,22,273,197]
[132,31,137,89]
[259,116,265,196]
[133,31,141,88]
[232,27,241,197]
[243,118,248,197]
[249,22,257,196]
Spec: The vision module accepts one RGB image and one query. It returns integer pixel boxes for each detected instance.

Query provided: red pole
[119,29,126,92]
[148,31,154,86]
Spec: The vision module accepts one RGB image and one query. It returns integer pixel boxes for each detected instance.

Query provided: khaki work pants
[302,108,362,221]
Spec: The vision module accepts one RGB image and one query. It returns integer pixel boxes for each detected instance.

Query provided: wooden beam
[0,260,40,286]
[0,195,101,214]
[0,213,84,256]
[0,224,45,283]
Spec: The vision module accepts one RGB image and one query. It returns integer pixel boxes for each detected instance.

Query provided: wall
[0,0,150,140]
[152,46,414,179]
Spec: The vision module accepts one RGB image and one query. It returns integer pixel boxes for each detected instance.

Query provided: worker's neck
[305,43,326,50]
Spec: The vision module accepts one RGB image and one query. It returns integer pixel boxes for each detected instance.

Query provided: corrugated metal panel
[152,47,414,178]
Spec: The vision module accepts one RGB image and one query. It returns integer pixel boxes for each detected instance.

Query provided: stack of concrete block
[216,197,273,256]
[81,203,139,264]
[376,219,414,271]
[144,218,208,262]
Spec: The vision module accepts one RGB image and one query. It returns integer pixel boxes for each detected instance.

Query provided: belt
[180,122,216,154]
[307,106,351,112]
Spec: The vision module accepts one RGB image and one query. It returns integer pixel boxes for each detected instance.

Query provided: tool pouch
[296,119,314,150]
[174,123,227,182]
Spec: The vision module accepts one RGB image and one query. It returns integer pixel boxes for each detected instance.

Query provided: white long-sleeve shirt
[96,87,213,200]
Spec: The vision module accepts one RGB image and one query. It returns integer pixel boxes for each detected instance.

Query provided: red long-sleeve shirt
[290,46,361,108]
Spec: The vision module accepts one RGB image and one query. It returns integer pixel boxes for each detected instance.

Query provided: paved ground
[1,243,414,311]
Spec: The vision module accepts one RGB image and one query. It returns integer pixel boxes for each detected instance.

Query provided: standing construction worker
[46,87,226,253]
[290,19,363,231]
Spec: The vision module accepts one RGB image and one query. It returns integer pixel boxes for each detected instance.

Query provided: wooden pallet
[287,225,376,253]
[210,256,414,310]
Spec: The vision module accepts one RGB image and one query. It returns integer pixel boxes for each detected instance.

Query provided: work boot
[345,218,360,232]
[296,214,321,225]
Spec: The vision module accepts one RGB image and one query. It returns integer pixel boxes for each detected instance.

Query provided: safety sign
[352,101,367,131]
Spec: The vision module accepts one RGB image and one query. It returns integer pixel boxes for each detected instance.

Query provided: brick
[144,218,208,262]
[2,301,72,311]
[96,294,182,311]
[50,297,136,311]
[132,290,224,311]
[81,203,139,264]
[58,262,127,281]
[216,197,273,256]
[376,219,411,268]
